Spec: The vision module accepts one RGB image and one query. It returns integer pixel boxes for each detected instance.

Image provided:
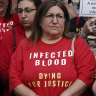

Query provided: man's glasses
[16,7,36,14]
[44,13,64,22]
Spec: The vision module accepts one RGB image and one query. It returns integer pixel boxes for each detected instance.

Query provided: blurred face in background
[0,0,9,16]
[17,0,36,29]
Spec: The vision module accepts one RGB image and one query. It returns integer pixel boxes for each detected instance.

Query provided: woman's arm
[60,37,95,96]
[9,42,38,96]
[0,32,14,86]
[60,79,87,96]
[13,84,38,96]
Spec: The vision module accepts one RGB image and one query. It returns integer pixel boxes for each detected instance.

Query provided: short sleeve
[74,37,95,87]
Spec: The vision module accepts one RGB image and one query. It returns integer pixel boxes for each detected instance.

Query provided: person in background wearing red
[0,0,41,96]
[0,0,20,40]
[9,0,95,96]
[0,0,19,95]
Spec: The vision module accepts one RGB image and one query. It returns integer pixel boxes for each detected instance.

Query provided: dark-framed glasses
[16,7,36,14]
[44,13,64,22]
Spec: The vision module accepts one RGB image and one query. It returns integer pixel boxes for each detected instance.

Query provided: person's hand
[82,18,96,36]
[60,93,69,96]
[60,90,70,96]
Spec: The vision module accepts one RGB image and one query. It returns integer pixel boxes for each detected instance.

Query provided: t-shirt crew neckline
[38,37,65,47]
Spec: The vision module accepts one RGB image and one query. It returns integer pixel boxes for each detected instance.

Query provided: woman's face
[41,6,65,38]
[17,0,36,28]
[0,0,9,14]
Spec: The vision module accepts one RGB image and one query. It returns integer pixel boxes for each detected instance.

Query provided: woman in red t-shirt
[0,0,19,95]
[9,0,95,96]
[0,0,20,40]
[0,0,41,96]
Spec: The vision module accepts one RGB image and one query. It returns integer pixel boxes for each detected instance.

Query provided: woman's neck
[41,32,63,44]
[25,29,32,38]
[41,35,62,44]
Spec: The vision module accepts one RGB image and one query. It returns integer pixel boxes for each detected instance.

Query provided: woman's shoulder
[18,39,33,49]
[13,24,25,33]
[75,36,86,44]
[74,36,90,50]
[2,25,24,40]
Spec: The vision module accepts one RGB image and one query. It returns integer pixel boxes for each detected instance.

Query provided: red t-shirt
[10,37,95,96]
[0,13,20,40]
